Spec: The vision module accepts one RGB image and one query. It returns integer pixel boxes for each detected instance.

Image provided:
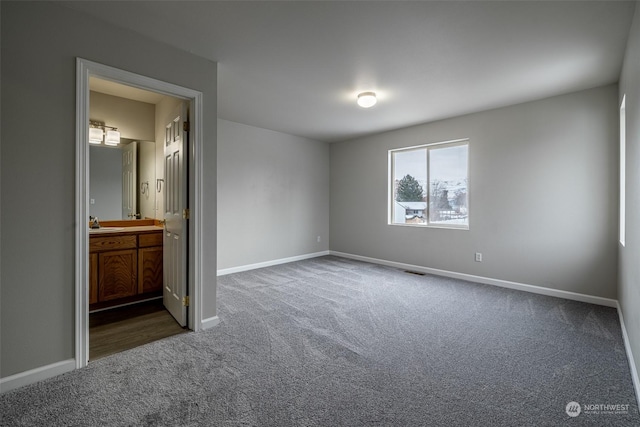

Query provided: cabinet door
[138,246,163,294]
[89,253,98,305]
[98,249,138,302]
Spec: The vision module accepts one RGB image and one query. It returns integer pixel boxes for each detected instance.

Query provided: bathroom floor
[89,299,187,361]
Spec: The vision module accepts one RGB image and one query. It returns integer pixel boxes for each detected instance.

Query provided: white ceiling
[65,1,634,143]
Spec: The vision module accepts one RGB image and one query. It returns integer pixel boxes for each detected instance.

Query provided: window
[620,95,626,246]
[389,139,469,229]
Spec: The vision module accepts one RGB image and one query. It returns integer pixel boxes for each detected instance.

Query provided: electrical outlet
[90,198,95,205]
[317,236,321,243]
[475,252,482,262]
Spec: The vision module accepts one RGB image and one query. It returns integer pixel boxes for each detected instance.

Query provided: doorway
[87,77,186,360]
[76,58,205,369]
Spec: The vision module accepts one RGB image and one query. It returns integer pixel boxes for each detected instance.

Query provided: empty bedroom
[2,1,640,426]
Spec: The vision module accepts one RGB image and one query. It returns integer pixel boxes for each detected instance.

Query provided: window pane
[389,140,469,229]
[429,144,468,226]
[392,149,427,224]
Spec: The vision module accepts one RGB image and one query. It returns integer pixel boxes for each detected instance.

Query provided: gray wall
[331,85,619,298]
[619,2,640,392]
[1,2,217,378]
[217,119,330,270]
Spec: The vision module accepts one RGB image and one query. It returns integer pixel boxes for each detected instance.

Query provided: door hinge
[182,208,190,219]
[182,296,190,307]
[183,121,190,132]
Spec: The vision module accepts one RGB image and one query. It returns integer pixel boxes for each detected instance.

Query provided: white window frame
[620,95,626,247]
[388,138,469,230]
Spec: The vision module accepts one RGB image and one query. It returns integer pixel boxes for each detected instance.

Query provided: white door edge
[163,103,188,327]
[75,58,205,369]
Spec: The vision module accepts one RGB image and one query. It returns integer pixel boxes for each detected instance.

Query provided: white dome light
[357,91,377,108]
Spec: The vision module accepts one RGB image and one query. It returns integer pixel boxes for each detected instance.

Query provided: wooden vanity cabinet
[138,232,163,294]
[89,229,163,310]
[99,249,138,302]
[89,253,98,304]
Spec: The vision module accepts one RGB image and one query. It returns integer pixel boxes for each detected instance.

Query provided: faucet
[90,216,100,229]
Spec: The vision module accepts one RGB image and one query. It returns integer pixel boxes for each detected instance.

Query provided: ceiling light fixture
[357,91,377,108]
[89,120,120,146]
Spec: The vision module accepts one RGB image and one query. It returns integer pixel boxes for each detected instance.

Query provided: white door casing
[76,58,208,371]
[121,141,137,220]
[163,103,188,327]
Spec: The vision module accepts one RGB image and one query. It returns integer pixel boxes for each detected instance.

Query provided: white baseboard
[89,296,163,314]
[217,251,330,276]
[2,252,629,398]
[617,302,640,407]
[0,359,75,394]
[201,315,220,330]
[330,251,618,308]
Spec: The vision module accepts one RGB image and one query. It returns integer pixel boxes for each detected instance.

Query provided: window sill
[388,222,469,231]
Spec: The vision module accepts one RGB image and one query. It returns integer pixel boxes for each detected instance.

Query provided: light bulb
[105,130,120,146]
[357,92,377,108]
[89,127,104,144]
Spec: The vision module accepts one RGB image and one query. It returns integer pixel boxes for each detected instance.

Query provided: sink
[89,227,125,232]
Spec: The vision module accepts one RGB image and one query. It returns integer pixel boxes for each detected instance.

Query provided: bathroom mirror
[89,138,157,221]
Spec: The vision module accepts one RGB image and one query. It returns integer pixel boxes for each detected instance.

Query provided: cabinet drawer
[90,234,137,252]
[138,232,163,248]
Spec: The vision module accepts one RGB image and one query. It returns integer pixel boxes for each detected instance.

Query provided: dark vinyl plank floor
[89,299,187,361]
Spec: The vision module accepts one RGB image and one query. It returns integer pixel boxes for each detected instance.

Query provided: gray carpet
[1,256,638,426]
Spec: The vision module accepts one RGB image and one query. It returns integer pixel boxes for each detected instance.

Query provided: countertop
[89,225,163,235]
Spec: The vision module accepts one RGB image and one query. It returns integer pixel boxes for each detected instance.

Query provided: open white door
[163,103,188,327]
[121,141,137,219]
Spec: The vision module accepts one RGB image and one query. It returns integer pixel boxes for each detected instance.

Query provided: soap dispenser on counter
[90,216,100,229]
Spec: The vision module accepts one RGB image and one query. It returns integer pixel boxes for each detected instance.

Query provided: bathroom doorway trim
[75,58,205,369]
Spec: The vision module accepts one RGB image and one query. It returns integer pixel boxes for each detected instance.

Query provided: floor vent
[404,270,426,276]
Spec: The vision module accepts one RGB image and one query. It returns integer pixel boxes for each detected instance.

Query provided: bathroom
[88,78,187,360]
